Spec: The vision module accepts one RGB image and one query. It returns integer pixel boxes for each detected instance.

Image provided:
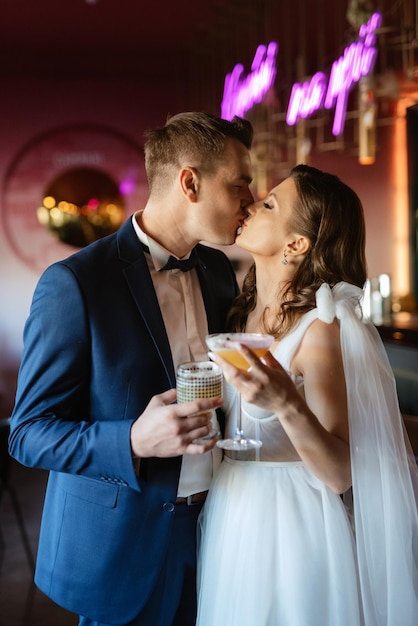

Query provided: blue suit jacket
[9,218,239,623]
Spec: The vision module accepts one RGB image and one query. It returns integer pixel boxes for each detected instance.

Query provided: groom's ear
[180,166,199,202]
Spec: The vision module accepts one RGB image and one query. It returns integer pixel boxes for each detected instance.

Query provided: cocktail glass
[205,333,274,450]
[176,361,223,443]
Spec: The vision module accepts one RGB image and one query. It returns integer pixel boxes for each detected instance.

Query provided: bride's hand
[209,345,300,415]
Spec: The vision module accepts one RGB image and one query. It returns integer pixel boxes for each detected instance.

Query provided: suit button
[163,502,175,513]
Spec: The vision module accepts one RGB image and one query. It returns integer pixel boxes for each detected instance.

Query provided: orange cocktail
[205,333,274,451]
[206,333,274,371]
[214,346,270,370]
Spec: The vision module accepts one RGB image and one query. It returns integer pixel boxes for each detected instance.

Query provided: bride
[196,164,418,626]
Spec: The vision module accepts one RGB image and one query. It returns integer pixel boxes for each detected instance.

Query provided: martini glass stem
[234,394,245,442]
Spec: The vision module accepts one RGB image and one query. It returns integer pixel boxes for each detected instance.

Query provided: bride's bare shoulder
[292,318,342,376]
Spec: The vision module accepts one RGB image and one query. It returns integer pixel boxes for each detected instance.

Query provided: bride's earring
[281,250,288,266]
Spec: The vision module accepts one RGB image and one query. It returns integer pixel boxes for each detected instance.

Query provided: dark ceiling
[0,0,416,91]
[0,0,232,79]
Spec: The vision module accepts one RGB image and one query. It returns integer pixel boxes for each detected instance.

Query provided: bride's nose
[246,201,259,216]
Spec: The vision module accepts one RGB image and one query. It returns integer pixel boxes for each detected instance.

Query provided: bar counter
[376,313,418,458]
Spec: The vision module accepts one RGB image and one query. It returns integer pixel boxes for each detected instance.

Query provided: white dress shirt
[132,213,221,495]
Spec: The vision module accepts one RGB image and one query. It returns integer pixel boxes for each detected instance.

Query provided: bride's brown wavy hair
[227,164,368,337]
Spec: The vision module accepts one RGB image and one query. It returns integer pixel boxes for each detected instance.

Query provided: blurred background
[0,1,417,624]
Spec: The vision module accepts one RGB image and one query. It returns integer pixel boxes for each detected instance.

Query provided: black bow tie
[161,252,198,272]
[140,241,198,272]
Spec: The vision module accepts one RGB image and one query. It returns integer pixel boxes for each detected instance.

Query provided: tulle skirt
[197,458,362,626]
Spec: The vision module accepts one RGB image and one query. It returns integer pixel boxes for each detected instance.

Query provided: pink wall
[0,76,191,415]
[0,75,413,416]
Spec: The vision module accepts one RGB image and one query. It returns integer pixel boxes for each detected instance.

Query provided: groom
[9,112,254,626]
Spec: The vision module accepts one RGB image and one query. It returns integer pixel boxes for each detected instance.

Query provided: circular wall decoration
[39,167,126,248]
[1,124,148,273]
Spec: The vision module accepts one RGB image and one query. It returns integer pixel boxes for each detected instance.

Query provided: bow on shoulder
[315,282,364,324]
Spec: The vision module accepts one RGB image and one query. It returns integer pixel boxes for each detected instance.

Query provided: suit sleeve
[9,262,141,491]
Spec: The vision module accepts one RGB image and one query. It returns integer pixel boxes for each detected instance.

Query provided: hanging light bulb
[358,76,376,165]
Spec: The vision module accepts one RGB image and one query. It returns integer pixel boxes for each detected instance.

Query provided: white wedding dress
[196,282,418,626]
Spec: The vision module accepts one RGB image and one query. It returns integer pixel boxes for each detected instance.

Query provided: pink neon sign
[221,42,278,120]
[286,12,382,135]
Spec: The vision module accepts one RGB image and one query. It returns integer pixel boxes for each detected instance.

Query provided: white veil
[316,282,418,625]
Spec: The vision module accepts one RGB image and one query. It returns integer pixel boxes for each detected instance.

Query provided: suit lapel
[117,221,176,386]
[116,221,229,386]
[195,251,218,334]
